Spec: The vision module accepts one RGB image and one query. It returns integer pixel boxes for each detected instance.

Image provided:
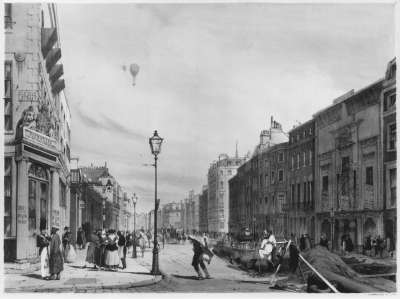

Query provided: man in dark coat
[85,230,99,268]
[319,234,329,250]
[77,227,86,250]
[49,226,64,280]
[188,235,210,280]
[289,234,299,274]
[117,231,127,269]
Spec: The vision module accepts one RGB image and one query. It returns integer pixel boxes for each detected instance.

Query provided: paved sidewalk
[4,247,162,292]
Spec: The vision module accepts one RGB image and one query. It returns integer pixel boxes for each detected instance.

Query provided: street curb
[4,275,163,293]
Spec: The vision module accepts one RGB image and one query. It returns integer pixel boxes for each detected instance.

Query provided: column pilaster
[16,157,29,260]
[50,168,60,228]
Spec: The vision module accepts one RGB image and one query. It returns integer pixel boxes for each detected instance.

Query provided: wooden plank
[299,253,340,293]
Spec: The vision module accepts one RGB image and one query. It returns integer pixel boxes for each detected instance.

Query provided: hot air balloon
[129,63,140,86]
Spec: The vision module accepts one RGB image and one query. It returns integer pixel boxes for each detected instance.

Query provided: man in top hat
[49,226,64,280]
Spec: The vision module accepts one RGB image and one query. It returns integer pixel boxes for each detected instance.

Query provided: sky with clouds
[57,3,395,213]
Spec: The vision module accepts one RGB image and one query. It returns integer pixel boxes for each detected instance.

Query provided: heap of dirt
[301,246,396,293]
[302,246,358,278]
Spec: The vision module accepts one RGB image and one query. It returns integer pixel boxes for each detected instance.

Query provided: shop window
[322,175,329,194]
[4,3,12,29]
[4,61,12,131]
[366,167,373,186]
[4,157,12,237]
[389,168,396,206]
[388,123,396,151]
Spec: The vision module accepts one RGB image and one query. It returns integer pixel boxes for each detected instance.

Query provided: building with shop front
[286,120,316,242]
[314,80,384,252]
[208,153,246,235]
[4,3,71,261]
[381,58,396,249]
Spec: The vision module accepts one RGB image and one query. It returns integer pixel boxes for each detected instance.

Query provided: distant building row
[229,59,396,252]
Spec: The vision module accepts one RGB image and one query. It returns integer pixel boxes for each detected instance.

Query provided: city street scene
[2,1,398,294]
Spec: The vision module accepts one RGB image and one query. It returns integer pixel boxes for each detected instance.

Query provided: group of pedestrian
[363,235,392,258]
[36,226,64,280]
[84,228,128,271]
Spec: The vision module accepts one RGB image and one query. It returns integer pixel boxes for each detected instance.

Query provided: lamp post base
[150,246,161,275]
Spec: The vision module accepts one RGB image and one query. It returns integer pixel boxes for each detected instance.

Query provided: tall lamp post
[132,193,138,258]
[149,130,163,275]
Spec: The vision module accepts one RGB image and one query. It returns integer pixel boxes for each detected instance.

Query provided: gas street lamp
[132,193,138,258]
[149,130,163,275]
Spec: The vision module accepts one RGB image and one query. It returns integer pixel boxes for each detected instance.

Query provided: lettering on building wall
[24,127,57,149]
[18,90,39,103]
[17,205,27,224]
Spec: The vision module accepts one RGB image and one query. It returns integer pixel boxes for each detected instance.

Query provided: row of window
[321,166,374,196]
[4,61,12,131]
[290,127,314,144]
[220,169,233,176]
[388,123,396,151]
[383,92,396,112]
[290,180,314,208]
[291,150,313,169]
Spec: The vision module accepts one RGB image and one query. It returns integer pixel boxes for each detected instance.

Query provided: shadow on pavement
[69,265,85,269]
[171,274,202,280]
[125,271,155,276]
[22,273,44,280]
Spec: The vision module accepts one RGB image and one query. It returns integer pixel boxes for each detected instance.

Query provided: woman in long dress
[37,229,51,279]
[105,229,120,270]
[63,226,76,263]
[62,227,71,260]
[49,227,64,280]
[138,232,146,258]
